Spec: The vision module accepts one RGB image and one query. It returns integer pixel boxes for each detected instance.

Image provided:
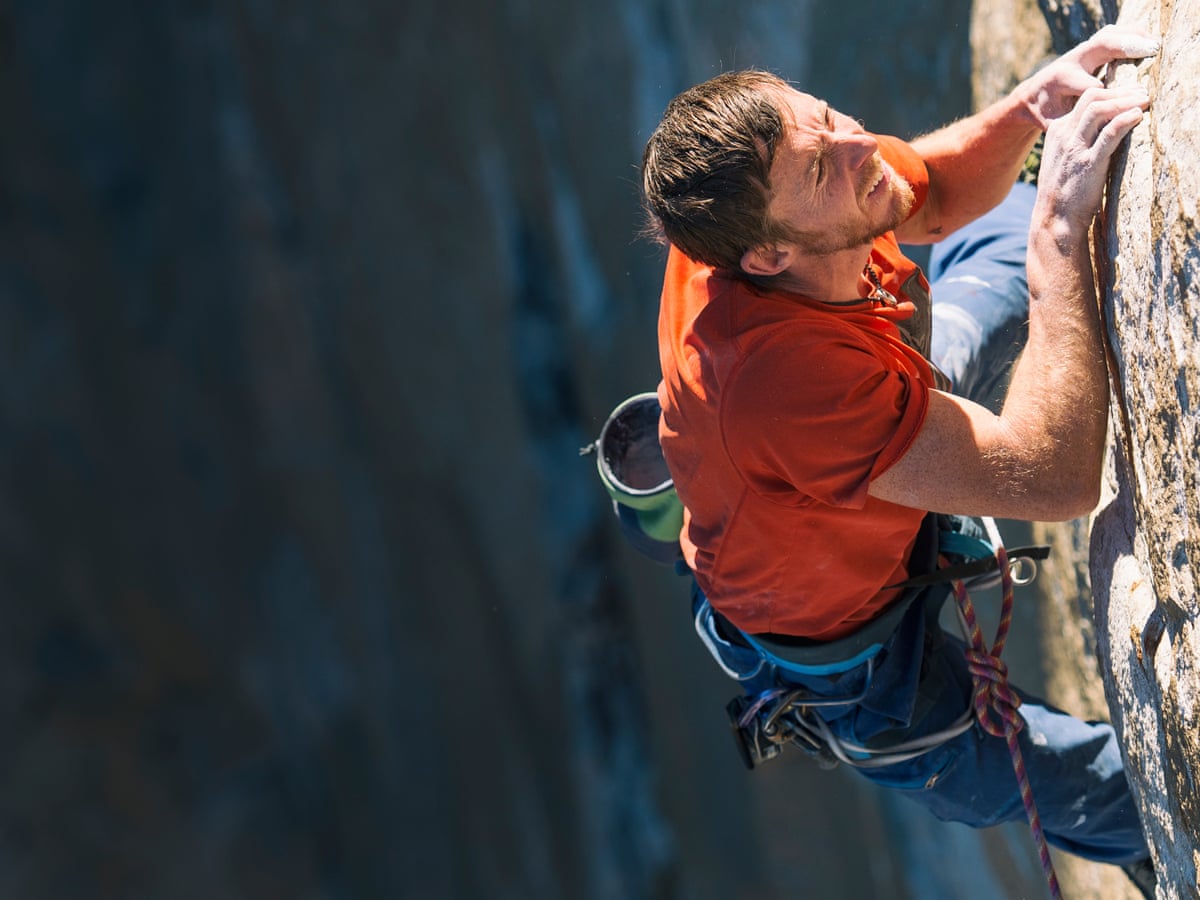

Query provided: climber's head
[641,70,793,271]
[641,71,915,275]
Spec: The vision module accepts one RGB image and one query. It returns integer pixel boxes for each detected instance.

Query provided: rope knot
[965,647,1008,682]
[943,528,1059,899]
[965,648,1023,737]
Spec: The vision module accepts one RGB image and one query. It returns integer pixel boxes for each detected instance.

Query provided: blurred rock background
[0,1,1159,898]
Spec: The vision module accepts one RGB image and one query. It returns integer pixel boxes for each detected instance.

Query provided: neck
[767,243,873,303]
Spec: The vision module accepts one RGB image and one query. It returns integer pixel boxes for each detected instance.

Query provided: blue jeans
[930,181,1037,412]
[697,182,1149,865]
[696,583,1148,865]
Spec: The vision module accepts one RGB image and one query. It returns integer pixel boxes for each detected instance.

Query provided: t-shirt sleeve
[723,328,928,509]
[873,133,929,225]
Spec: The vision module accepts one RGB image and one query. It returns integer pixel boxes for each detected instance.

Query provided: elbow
[998,416,1106,521]
[1036,466,1103,522]
[1068,475,1104,520]
[1041,489,1101,522]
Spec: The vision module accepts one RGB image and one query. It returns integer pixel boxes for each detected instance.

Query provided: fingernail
[1124,37,1161,55]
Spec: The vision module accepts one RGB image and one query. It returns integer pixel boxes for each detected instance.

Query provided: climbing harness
[719,517,1046,768]
[716,518,1060,898]
[713,518,1059,898]
[590,392,1062,899]
[713,515,1060,898]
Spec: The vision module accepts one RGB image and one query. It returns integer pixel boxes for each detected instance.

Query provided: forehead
[766,86,827,176]
[770,85,825,131]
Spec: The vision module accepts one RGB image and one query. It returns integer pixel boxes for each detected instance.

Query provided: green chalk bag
[589,392,684,563]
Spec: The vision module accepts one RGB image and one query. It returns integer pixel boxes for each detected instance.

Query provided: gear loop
[1009,555,1038,586]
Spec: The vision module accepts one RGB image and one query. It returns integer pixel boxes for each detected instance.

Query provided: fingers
[1072,93,1145,163]
[1050,85,1148,167]
[1073,84,1150,138]
[1073,23,1161,71]
[1037,84,1149,224]
[1027,28,1156,232]
[1091,103,1146,160]
[1026,27,1157,129]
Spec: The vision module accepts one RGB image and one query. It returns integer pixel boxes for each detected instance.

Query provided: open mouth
[864,160,890,201]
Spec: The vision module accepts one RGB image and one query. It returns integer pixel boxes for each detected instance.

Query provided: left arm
[895,96,1041,244]
[895,24,1159,244]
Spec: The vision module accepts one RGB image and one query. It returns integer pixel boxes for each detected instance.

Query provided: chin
[879,178,916,234]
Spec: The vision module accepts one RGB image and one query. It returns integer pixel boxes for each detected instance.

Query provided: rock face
[1089,0,1200,893]
[1000,1,1200,895]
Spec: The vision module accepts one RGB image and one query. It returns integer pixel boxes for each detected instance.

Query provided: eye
[813,146,826,185]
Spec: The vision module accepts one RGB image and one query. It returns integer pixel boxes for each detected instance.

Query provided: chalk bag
[588,392,684,563]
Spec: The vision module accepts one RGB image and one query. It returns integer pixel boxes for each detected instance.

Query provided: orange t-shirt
[658,135,939,641]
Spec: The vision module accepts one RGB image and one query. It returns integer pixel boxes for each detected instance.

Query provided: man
[640,24,1159,889]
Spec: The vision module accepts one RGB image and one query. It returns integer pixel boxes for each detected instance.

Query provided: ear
[740,243,793,278]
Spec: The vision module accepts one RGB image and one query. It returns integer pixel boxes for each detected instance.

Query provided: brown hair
[641,70,796,270]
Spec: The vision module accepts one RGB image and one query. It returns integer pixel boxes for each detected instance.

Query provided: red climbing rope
[948,543,1062,900]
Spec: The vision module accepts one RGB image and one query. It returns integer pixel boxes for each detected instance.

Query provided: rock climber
[638,22,1159,896]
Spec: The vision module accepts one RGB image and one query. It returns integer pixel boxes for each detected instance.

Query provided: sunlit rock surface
[1088,0,1200,895]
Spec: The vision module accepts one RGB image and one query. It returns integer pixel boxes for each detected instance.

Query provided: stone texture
[1090,0,1200,894]
[970,0,1053,114]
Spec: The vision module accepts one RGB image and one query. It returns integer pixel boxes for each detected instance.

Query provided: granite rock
[1089,0,1200,894]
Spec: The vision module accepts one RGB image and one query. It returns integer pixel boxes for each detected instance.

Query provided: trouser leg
[929,181,1037,412]
[856,632,1149,865]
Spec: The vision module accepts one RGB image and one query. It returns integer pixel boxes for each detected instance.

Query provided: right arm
[869,82,1151,521]
[895,25,1159,246]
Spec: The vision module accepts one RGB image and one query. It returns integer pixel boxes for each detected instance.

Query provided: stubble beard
[793,172,916,256]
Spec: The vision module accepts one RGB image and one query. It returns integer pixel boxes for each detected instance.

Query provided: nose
[837,132,878,170]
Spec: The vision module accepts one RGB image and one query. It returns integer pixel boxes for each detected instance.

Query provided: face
[765,87,915,256]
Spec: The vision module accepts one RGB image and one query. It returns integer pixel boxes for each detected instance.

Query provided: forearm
[904,94,1042,241]
[868,216,1110,522]
[868,74,1153,522]
[901,25,1158,244]
[997,216,1109,514]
